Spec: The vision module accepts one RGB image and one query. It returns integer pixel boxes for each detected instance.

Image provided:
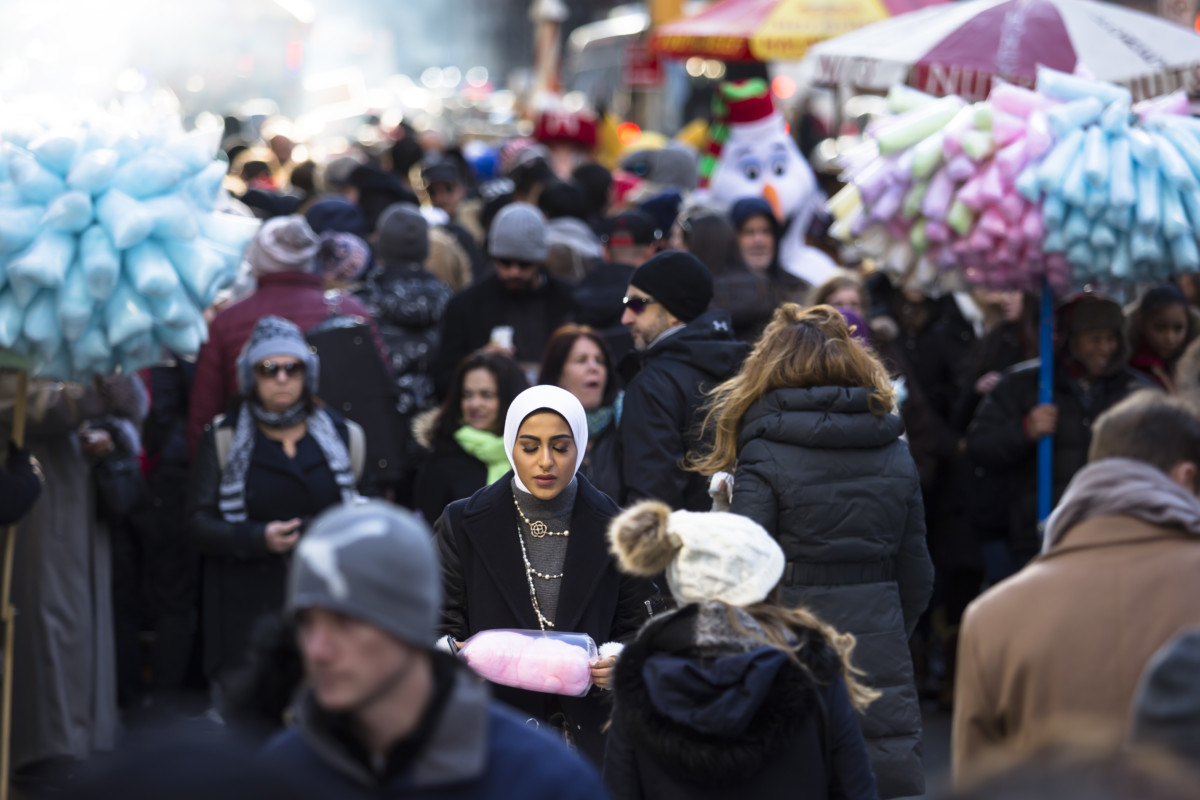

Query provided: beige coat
[952,514,1200,786]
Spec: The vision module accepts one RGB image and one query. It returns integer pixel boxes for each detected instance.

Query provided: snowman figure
[701,79,839,287]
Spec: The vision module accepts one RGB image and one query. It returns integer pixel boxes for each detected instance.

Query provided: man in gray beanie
[187,215,390,455]
[260,501,609,799]
[618,250,747,511]
[431,202,575,398]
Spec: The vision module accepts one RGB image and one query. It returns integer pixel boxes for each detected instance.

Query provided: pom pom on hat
[609,501,786,607]
[609,500,678,576]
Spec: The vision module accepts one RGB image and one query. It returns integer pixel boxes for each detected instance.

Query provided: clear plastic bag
[458,629,598,697]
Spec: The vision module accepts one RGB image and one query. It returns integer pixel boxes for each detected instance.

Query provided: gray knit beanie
[375,203,430,264]
[1130,628,1200,766]
[488,202,548,263]
[236,315,319,396]
[288,501,441,649]
[245,215,321,276]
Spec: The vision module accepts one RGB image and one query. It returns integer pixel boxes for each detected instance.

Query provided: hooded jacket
[261,654,608,800]
[966,296,1152,558]
[952,458,1200,787]
[729,386,932,799]
[619,309,749,511]
[604,601,878,800]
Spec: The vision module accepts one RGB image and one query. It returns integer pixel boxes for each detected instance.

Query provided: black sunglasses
[255,360,305,378]
[496,258,538,270]
[623,296,659,314]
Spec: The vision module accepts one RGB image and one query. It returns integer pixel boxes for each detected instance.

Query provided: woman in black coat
[188,317,360,691]
[435,385,658,765]
[689,304,933,799]
[411,351,528,524]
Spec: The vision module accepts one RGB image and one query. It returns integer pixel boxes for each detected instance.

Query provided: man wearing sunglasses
[432,202,574,397]
[618,250,749,511]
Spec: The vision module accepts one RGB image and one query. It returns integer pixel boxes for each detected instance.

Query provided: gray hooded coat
[730,386,933,799]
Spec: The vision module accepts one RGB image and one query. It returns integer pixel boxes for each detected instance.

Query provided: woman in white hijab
[434,385,660,764]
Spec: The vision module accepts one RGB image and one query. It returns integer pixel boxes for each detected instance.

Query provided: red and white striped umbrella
[804,0,1200,101]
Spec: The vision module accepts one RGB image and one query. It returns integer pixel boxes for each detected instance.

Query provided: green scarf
[454,425,510,485]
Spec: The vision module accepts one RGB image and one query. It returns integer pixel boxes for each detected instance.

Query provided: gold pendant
[529,520,548,538]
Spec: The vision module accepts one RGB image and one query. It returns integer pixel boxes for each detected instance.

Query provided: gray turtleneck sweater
[512,477,577,628]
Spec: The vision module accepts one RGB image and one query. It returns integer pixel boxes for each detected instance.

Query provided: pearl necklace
[513,494,568,631]
[513,494,570,538]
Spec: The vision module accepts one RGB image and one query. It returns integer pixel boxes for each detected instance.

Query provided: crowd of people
[3,116,1200,800]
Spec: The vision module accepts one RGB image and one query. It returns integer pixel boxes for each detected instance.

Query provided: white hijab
[503,385,589,493]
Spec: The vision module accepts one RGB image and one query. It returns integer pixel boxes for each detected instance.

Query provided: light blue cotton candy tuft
[7,229,76,289]
[143,192,199,240]
[79,225,120,300]
[8,150,66,204]
[29,131,84,177]
[123,239,180,298]
[0,290,25,347]
[104,280,155,346]
[96,189,154,249]
[42,190,94,232]
[110,151,187,199]
[57,259,94,341]
[0,206,45,253]
[66,148,120,195]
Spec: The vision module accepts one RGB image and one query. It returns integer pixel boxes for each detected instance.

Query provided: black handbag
[93,451,146,518]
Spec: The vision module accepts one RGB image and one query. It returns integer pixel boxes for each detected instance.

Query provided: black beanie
[629,250,713,323]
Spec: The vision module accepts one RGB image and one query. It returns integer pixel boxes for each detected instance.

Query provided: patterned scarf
[218,400,357,523]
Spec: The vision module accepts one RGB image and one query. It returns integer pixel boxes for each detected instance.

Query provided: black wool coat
[730,386,933,800]
[187,410,351,680]
[412,437,488,525]
[435,472,658,765]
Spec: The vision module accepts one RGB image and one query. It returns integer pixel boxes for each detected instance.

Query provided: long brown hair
[538,324,619,407]
[731,595,879,712]
[688,303,896,475]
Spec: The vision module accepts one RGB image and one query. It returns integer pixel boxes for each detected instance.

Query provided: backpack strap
[345,419,365,483]
[212,414,232,471]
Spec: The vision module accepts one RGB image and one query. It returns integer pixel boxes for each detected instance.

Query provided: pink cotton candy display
[827,66,1200,292]
[459,629,597,697]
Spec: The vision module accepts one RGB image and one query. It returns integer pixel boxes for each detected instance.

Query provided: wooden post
[1,369,28,800]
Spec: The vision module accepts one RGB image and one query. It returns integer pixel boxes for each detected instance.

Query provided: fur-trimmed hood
[411,406,442,450]
[611,601,840,784]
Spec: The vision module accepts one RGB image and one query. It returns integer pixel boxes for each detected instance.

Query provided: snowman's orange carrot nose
[761,184,782,220]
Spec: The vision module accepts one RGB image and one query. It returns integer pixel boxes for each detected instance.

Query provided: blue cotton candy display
[0,109,251,380]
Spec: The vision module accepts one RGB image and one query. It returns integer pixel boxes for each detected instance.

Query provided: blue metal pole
[1037,276,1054,529]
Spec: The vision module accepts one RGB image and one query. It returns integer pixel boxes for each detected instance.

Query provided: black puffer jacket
[619,310,749,511]
[604,602,879,800]
[729,386,933,799]
[355,260,452,418]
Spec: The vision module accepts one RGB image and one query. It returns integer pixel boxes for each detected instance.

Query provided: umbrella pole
[1,369,28,800]
[1037,277,1054,531]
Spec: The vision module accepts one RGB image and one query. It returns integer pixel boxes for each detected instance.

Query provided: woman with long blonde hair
[689,303,934,800]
